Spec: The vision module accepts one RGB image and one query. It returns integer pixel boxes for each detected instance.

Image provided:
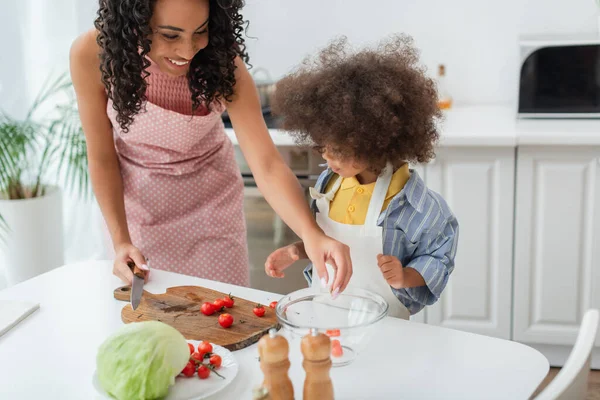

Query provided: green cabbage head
[97,321,189,400]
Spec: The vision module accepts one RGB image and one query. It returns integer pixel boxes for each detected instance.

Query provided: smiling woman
[69,0,354,293]
[94,0,244,131]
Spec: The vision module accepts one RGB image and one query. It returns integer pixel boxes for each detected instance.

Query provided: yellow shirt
[324,164,411,225]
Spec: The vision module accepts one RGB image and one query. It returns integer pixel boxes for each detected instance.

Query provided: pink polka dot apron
[105,61,249,286]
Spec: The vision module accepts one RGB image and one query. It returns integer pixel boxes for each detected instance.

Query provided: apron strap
[309,175,342,215]
[309,175,342,200]
[362,161,394,235]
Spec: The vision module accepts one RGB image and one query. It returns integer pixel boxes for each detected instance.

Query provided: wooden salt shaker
[257,328,294,400]
[301,328,334,400]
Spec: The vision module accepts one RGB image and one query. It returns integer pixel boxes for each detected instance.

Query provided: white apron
[309,163,410,319]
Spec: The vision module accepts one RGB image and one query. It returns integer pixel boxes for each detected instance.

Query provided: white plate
[92,341,238,400]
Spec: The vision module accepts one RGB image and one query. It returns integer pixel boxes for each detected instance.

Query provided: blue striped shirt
[303,168,459,315]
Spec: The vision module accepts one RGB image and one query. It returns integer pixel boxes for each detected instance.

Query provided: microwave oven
[518,34,600,118]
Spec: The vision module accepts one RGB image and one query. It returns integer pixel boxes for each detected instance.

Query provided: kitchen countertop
[224,105,600,147]
[0,261,549,400]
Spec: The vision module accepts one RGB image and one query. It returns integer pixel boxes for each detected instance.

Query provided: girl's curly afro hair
[94,0,249,132]
[272,34,442,172]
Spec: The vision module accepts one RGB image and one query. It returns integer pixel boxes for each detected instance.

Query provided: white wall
[0,0,109,276]
[241,0,599,105]
[4,0,598,113]
[0,0,596,274]
[0,0,80,117]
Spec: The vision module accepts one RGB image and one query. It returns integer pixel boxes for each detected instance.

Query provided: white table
[0,261,549,399]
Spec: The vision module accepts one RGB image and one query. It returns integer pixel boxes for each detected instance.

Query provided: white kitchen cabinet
[513,146,600,366]
[421,147,516,339]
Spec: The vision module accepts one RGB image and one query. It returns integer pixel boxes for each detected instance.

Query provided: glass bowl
[275,287,388,366]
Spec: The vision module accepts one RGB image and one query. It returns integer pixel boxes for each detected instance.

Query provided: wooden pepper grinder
[257,328,294,400]
[252,385,271,400]
[301,328,334,400]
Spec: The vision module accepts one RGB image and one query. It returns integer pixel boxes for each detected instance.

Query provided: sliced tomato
[331,344,344,357]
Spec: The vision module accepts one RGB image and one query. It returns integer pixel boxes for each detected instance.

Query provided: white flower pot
[0,185,64,286]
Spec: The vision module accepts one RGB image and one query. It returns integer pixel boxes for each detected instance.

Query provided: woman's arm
[70,30,147,283]
[226,57,352,294]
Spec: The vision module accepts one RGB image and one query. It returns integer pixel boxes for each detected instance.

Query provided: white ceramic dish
[92,341,238,400]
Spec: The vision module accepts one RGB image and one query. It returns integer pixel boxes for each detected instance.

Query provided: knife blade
[128,261,147,310]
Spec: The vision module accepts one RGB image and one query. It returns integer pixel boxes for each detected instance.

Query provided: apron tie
[309,186,336,201]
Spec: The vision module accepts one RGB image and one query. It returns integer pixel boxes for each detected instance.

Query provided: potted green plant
[0,73,89,286]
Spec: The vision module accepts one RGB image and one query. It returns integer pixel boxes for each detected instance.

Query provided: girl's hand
[303,230,352,298]
[113,243,149,284]
[265,243,303,278]
[377,254,405,289]
[377,254,426,289]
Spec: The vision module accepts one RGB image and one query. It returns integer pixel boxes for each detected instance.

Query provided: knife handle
[127,261,147,279]
[114,286,132,302]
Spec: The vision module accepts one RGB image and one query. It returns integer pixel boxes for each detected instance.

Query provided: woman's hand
[113,243,149,284]
[304,230,352,298]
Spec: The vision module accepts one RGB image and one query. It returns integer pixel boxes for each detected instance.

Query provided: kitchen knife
[128,261,147,310]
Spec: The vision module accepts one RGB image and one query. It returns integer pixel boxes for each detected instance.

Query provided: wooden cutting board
[114,285,280,351]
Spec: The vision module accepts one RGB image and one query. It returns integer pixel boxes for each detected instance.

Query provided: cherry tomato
[198,341,213,354]
[218,313,234,328]
[213,298,225,311]
[269,301,278,308]
[209,354,222,368]
[326,329,341,337]
[222,295,234,308]
[181,361,195,377]
[190,352,204,363]
[253,305,266,317]
[188,343,195,354]
[197,364,210,379]
[201,302,215,316]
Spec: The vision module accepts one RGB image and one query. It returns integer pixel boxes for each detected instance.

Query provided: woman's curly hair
[94,0,249,132]
[272,34,442,172]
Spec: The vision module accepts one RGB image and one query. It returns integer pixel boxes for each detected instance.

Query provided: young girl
[265,34,459,319]
[70,0,353,290]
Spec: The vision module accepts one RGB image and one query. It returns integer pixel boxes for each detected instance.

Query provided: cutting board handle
[114,286,132,302]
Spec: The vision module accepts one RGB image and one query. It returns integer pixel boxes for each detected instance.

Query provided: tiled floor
[531,368,600,399]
